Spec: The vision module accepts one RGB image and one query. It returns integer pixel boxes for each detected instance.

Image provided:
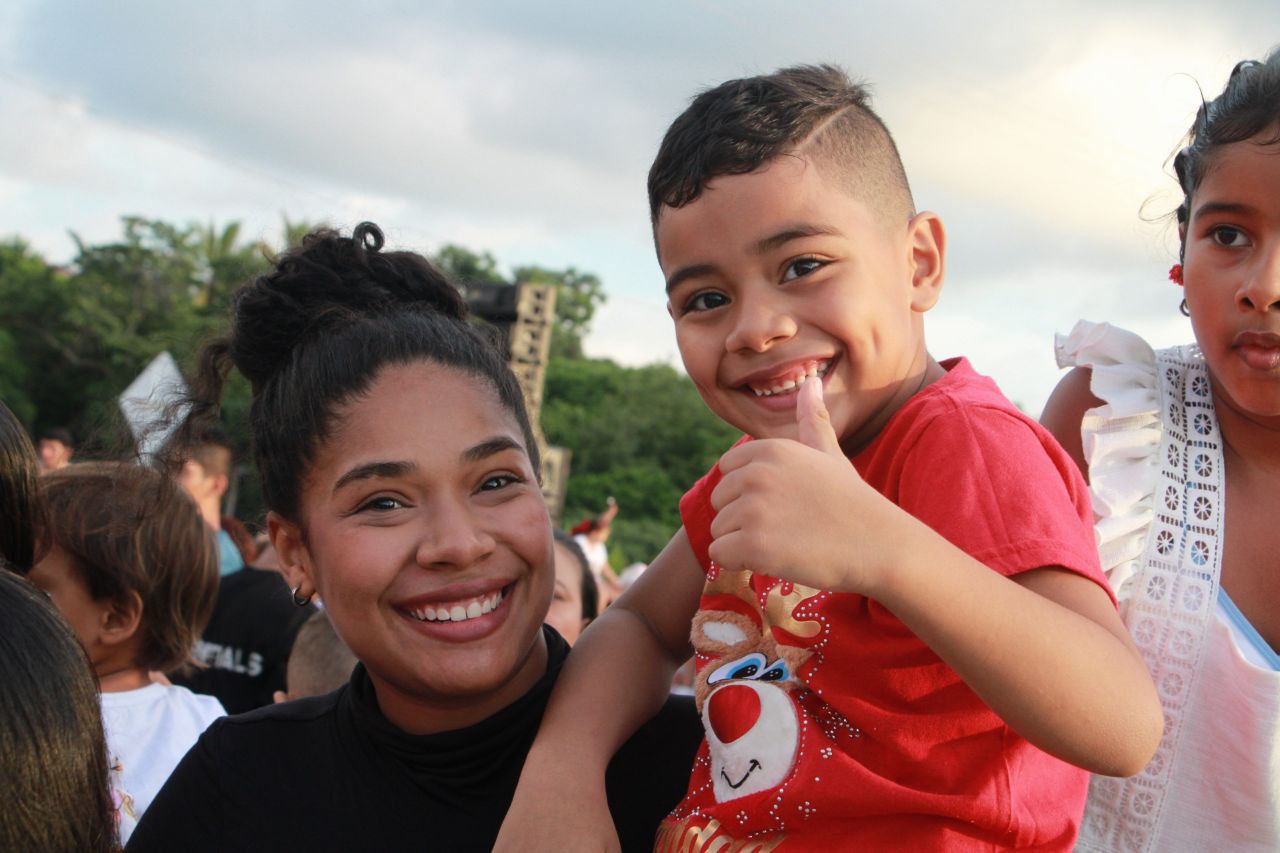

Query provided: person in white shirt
[30,461,223,844]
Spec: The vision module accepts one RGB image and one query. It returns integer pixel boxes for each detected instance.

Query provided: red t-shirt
[656,358,1110,852]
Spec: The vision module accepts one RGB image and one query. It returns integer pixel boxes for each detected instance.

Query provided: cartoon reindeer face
[691,570,820,804]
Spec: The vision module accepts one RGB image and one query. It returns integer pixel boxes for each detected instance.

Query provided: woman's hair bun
[226,221,467,391]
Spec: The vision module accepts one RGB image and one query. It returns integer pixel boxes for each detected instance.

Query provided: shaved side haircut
[648,64,914,229]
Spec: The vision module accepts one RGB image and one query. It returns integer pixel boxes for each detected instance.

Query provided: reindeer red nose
[707,683,762,744]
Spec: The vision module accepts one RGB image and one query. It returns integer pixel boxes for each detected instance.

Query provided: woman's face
[545,542,589,645]
[273,360,554,733]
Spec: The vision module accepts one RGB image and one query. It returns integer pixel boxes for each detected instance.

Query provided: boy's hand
[708,379,903,594]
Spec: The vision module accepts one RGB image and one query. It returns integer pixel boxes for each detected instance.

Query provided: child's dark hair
[0,401,45,572]
[1173,48,1280,254]
[183,222,539,523]
[42,462,218,673]
[0,568,116,853]
[553,528,599,622]
[648,64,914,228]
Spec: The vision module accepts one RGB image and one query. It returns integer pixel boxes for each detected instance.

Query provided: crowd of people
[0,50,1276,852]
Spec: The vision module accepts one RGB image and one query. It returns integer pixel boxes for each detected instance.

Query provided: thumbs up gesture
[708,378,902,595]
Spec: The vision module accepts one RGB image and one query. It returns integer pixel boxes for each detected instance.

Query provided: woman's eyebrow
[332,460,415,494]
[462,436,525,463]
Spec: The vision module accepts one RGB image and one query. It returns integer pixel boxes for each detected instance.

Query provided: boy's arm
[493,528,705,853]
[710,379,1162,777]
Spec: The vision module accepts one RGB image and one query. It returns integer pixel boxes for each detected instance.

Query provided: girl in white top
[1043,51,1280,851]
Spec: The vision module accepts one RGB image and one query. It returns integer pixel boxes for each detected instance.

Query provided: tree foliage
[541,358,738,569]
[1,221,731,565]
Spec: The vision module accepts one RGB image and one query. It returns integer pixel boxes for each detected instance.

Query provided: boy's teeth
[749,361,829,397]
[411,589,503,623]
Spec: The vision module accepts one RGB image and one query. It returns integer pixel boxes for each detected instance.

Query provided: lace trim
[1054,321,1160,598]
[1057,322,1224,852]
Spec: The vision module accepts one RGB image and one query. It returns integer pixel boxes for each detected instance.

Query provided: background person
[546,528,598,645]
[31,462,224,845]
[36,426,75,472]
[272,611,357,703]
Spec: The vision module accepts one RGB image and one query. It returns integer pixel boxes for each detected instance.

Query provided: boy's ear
[99,590,144,647]
[906,211,946,313]
[269,511,315,601]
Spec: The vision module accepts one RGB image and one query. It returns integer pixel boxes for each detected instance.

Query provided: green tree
[541,358,738,569]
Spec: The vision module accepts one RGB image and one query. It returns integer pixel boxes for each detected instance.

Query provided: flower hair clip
[1169,263,1184,285]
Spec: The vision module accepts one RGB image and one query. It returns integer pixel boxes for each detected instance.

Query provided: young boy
[31,462,223,845]
[497,66,1162,851]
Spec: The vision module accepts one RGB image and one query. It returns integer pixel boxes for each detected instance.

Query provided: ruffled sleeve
[1053,321,1161,598]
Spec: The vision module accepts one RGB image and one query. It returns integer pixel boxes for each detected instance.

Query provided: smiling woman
[127,223,700,852]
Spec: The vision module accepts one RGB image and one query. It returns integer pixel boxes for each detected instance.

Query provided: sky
[2,1,1278,414]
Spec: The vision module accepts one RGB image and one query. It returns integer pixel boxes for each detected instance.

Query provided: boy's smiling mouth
[739,359,831,398]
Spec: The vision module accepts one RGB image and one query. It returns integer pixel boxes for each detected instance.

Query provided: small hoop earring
[291,586,312,607]
[1180,299,1190,317]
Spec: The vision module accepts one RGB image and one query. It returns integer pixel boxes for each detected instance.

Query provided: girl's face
[545,542,589,645]
[272,360,554,734]
[1183,130,1280,422]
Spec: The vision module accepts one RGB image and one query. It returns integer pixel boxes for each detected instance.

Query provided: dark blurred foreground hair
[0,400,45,572]
[173,221,539,523]
[0,567,117,853]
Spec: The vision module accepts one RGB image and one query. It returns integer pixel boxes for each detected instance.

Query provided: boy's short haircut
[286,611,357,699]
[647,63,914,228]
[184,425,233,479]
[42,462,218,673]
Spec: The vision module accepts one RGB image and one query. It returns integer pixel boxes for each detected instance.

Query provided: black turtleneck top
[127,627,701,852]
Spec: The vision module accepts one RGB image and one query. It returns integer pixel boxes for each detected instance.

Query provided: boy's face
[657,155,942,450]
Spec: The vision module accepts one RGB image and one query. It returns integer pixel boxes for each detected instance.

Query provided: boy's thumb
[796,378,842,456]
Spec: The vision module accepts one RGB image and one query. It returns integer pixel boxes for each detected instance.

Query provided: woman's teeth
[410,590,503,623]
[749,362,829,397]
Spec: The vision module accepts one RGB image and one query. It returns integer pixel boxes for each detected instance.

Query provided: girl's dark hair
[553,528,598,622]
[0,568,116,853]
[43,462,219,673]
[183,222,539,522]
[1173,48,1280,254]
[0,400,45,573]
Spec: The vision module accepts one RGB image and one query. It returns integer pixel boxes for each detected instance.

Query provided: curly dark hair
[1173,48,1280,257]
[648,64,914,229]
[180,222,539,523]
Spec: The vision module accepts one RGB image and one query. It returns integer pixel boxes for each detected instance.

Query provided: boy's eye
[682,291,730,313]
[1210,225,1250,248]
[782,257,825,281]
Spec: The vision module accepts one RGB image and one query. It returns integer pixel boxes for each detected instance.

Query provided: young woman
[128,223,699,852]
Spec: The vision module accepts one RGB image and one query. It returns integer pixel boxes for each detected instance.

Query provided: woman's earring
[291,586,312,607]
[1180,299,1191,317]
[1169,263,1184,285]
